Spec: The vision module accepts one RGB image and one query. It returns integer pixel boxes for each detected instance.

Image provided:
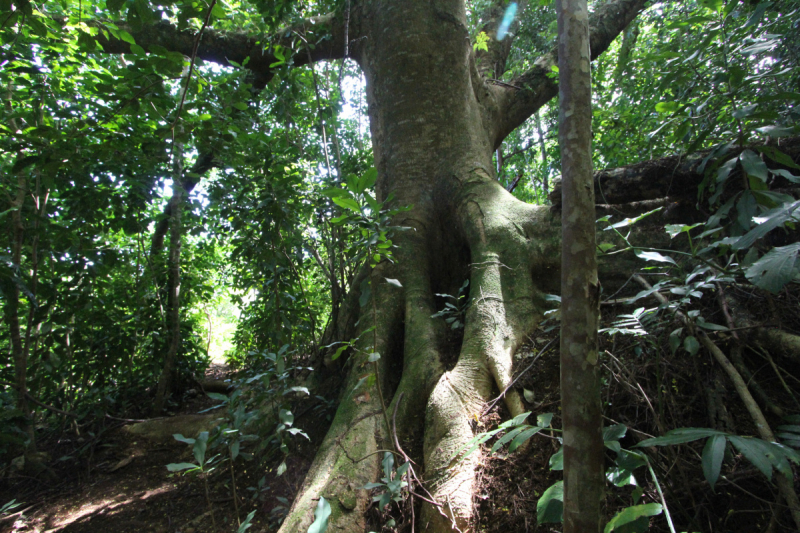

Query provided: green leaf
[321,187,350,198]
[237,510,257,533]
[307,496,331,533]
[734,200,800,250]
[757,125,795,139]
[509,427,544,452]
[549,447,563,470]
[637,428,723,447]
[118,30,136,45]
[604,503,663,533]
[211,3,225,18]
[745,243,800,294]
[207,392,229,401]
[277,461,287,476]
[357,168,378,193]
[683,336,700,356]
[331,344,348,361]
[279,409,294,426]
[655,101,678,113]
[739,150,769,182]
[385,278,402,288]
[664,223,703,239]
[173,434,196,445]
[702,434,726,490]
[332,197,361,213]
[193,431,209,465]
[167,462,199,472]
[669,328,682,355]
[537,481,564,524]
[635,250,677,265]
[728,436,775,480]
[232,101,249,111]
[603,424,627,442]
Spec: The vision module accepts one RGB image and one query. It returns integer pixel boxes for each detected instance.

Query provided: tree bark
[152,145,185,415]
[557,0,604,531]
[6,174,36,453]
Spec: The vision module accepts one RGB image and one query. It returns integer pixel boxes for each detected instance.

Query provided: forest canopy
[2,0,800,532]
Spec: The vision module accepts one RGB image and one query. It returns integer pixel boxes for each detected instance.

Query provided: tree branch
[474,0,529,80]
[491,0,647,149]
[549,136,800,207]
[92,12,349,87]
[151,150,217,256]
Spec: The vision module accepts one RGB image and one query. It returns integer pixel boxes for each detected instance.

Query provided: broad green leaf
[702,434,726,490]
[321,187,350,198]
[207,392,229,401]
[655,101,678,113]
[118,30,136,45]
[684,336,700,356]
[307,496,331,533]
[332,196,360,213]
[635,250,677,265]
[173,433,196,445]
[604,503,663,533]
[357,168,378,193]
[537,413,554,427]
[756,146,800,170]
[549,447,563,470]
[537,481,564,524]
[745,243,800,294]
[279,409,294,426]
[193,431,209,465]
[664,223,702,239]
[757,125,795,138]
[733,200,800,250]
[728,436,775,480]
[603,424,627,442]
[524,389,535,403]
[277,461,287,476]
[739,150,769,182]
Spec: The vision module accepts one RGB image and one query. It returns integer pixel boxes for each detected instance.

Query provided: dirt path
[0,365,308,533]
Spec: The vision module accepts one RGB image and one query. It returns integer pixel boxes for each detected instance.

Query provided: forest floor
[0,364,316,533]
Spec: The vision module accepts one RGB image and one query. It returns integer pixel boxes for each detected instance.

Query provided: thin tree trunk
[153,145,185,415]
[8,174,36,452]
[534,110,548,192]
[557,0,603,531]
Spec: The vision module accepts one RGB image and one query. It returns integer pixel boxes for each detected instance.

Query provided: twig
[0,380,77,418]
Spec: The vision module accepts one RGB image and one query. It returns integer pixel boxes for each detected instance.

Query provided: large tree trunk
[276,3,562,532]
